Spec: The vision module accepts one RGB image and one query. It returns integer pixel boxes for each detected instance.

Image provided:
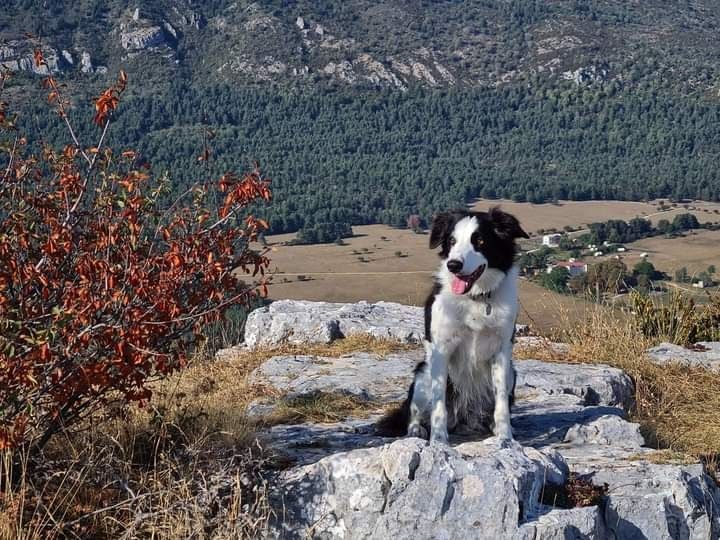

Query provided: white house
[548,260,588,277]
[542,234,562,247]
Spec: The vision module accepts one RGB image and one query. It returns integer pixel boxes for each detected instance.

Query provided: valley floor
[262,199,720,332]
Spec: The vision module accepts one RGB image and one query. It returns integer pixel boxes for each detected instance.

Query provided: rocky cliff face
[237,300,720,539]
[2,1,719,91]
[0,42,62,75]
[0,39,107,76]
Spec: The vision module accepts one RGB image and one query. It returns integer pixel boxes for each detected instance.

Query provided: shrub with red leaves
[0,56,272,451]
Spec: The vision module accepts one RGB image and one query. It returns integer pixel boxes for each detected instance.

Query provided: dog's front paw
[429,430,449,446]
[493,424,513,443]
[407,424,428,439]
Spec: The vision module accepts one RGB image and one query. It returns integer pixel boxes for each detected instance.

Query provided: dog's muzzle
[450,263,486,295]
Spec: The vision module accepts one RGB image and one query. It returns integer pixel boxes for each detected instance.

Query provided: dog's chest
[444,301,505,362]
[461,299,503,333]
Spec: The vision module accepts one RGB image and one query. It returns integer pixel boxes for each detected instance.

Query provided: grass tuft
[237,334,419,366]
[260,392,379,426]
[630,290,720,345]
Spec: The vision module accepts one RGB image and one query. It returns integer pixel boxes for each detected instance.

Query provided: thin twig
[141,286,261,325]
[88,117,111,172]
[61,493,152,528]
[2,135,18,182]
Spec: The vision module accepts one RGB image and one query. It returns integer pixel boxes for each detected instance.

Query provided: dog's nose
[446,259,463,274]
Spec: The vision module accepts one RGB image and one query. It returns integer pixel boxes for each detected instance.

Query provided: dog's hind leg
[407,346,431,439]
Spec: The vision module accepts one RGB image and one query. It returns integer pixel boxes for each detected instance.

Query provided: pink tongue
[451,276,470,295]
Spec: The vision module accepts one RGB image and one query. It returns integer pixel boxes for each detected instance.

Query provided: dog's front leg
[429,341,451,445]
[491,341,514,441]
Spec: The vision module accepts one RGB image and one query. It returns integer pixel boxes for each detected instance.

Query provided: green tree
[657,219,671,234]
[571,260,629,299]
[672,213,700,231]
[539,267,570,293]
[674,266,690,283]
[633,260,659,280]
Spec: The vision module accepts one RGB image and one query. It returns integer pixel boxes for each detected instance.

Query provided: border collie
[378,208,528,444]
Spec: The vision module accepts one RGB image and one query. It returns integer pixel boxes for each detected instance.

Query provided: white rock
[80,51,93,73]
[120,26,166,50]
[646,341,720,371]
[0,41,61,75]
[241,301,719,538]
[517,506,607,539]
[561,65,608,85]
[563,446,720,539]
[250,349,423,403]
[271,438,568,539]
[563,414,644,448]
[163,21,178,39]
[515,359,634,409]
[244,300,528,349]
[355,53,406,89]
[244,300,426,348]
[411,61,438,85]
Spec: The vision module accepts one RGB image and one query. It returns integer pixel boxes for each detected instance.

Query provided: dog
[378,207,528,444]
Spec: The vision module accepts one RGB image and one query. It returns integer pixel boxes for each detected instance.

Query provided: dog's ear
[429,212,452,249]
[488,207,529,240]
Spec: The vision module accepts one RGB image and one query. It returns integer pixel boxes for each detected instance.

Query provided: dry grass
[630,290,720,345]
[237,333,418,366]
[627,450,698,466]
[0,346,276,539]
[263,198,719,331]
[261,392,379,426]
[540,473,608,509]
[517,299,720,471]
[618,229,720,277]
[0,333,409,538]
[470,198,720,232]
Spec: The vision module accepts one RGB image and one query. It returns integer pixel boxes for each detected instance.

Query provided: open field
[264,224,590,332]
[263,199,720,330]
[469,199,720,234]
[470,199,658,233]
[616,229,720,279]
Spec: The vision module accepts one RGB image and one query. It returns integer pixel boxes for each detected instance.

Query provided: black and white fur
[378,208,528,444]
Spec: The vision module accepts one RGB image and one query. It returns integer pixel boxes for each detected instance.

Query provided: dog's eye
[471,232,484,246]
[449,236,456,246]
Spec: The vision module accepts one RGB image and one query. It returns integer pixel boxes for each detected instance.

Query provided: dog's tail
[375,399,410,436]
[376,361,429,436]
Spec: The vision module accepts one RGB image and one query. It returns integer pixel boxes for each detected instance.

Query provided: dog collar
[471,290,493,315]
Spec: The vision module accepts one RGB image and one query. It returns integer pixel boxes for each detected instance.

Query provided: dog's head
[430,207,529,295]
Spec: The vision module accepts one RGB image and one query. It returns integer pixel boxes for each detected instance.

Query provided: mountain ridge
[2,1,720,94]
[3,1,720,236]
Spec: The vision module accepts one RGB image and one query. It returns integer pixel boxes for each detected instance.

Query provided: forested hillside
[3,1,720,237]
